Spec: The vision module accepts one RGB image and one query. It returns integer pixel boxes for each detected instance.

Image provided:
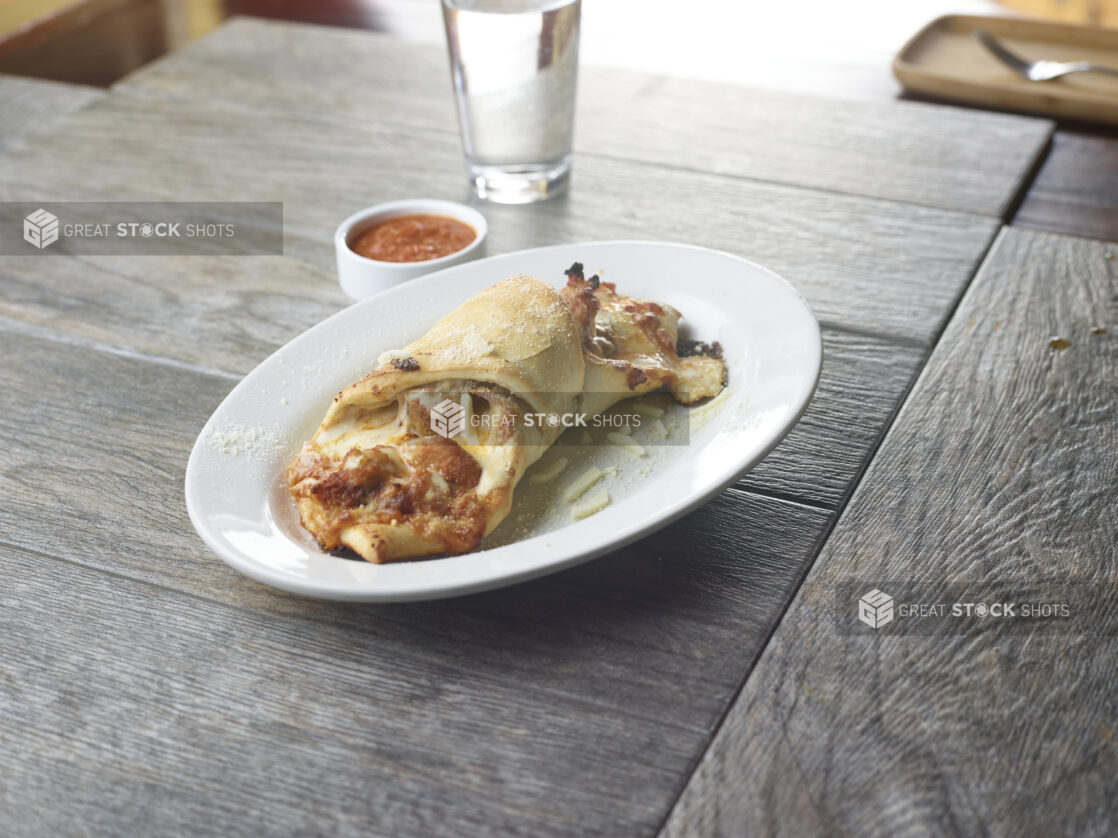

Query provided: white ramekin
[334,199,488,299]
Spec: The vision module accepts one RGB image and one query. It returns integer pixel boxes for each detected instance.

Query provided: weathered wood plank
[661,228,1118,838]
[739,329,924,508]
[0,91,1000,346]
[576,75,1050,220]
[0,254,346,379]
[0,328,833,751]
[0,74,102,149]
[112,17,1053,217]
[1014,129,1118,244]
[0,543,687,838]
[112,16,456,129]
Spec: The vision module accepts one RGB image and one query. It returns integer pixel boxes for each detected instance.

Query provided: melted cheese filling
[288,380,531,555]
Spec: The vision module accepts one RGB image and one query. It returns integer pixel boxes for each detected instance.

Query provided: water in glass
[442,0,581,203]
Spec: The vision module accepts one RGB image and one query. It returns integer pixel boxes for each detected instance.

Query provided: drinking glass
[442,0,581,204]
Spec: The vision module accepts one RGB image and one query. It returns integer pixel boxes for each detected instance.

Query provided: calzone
[287,265,725,563]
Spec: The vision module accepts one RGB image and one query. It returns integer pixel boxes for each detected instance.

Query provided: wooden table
[0,18,1114,837]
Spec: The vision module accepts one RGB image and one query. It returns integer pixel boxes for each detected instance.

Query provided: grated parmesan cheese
[461,332,495,356]
[529,456,569,485]
[563,466,604,501]
[206,424,280,456]
[629,402,665,418]
[688,386,733,432]
[572,490,610,520]
[606,432,646,458]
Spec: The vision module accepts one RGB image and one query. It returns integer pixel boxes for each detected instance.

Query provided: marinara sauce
[350,214,475,262]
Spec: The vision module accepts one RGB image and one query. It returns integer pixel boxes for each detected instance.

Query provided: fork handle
[1083,63,1118,79]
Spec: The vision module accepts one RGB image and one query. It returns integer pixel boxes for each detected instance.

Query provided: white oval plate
[185,242,821,602]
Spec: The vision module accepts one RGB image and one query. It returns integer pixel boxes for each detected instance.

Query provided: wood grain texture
[0,329,838,836]
[739,329,924,508]
[0,254,346,379]
[0,90,1000,346]
[0,19,1073,834]
[0,543,684,838]
[1014,128,1118,243]
[112,16,457,128]
[661,227,1118,838]
[0,73,102,148]
[112,17,1054,217]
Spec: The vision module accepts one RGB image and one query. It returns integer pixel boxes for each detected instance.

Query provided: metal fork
[974,28,1118,82]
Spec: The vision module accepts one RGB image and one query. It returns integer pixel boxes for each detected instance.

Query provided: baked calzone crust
[287,266,726,563]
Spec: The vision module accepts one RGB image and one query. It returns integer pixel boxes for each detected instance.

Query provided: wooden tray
[894,15,1118,125]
